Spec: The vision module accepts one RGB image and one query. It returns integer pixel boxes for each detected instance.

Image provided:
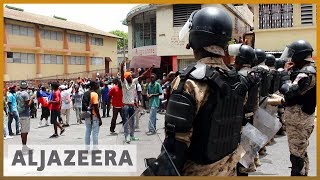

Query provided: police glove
[279,83,290,95]
[141,151,180,176]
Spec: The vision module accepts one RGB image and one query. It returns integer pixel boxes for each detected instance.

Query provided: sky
[4,4,142,33]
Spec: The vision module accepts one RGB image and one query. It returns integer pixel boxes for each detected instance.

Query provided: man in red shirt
[108,78,124,135]
[48,82,65,138]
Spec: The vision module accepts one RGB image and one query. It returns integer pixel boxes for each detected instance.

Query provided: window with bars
[6,24,34,37]
[40,54,63,64]
[301,4,313,25]
[259,4,293,29]
[132,10,156,48]
[69,56,85,65]
[173,4,201,27]
[40,29,63,41]
[90,57,104,65]
[68,33,86,43]
[90,37,104,46]
[7,52,35,64]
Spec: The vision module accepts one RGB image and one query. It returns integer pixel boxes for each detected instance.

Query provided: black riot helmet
[274,58,286,69]
[265,54,276,67]
[254,49,266,65]
[188,7,233,49]
[280,40,313,63]
[234,45,256,65]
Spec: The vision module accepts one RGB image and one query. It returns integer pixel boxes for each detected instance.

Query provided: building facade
[125,4,253,74]
[4,7,119,82]
[252,4,317,57]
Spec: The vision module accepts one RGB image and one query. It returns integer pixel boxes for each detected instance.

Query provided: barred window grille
[68,33,86,44]
[173,4,201,27]
[90,37,103,46]
[40,29,63,41]
[6,24,34,37]
[69,56,85,65]
[91,57,104,65]
[132,10,156,48]
[7,52,35,64]
[41,54,63,64]
[259,4,293,29]
[301,4,313,25]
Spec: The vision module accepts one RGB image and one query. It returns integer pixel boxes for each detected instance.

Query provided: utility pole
[122,37,127,71]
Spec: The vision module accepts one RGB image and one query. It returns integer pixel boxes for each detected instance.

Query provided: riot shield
[115,107,180,176]
[239,123,268,168]
[253,106,282,141]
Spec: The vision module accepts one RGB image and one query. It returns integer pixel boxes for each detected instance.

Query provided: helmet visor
[178,10,198,41]
[228,44,242,56]
[280,47,295,62]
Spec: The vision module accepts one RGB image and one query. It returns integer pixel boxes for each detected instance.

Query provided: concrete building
[3,6,119,81]
[124,4,253,74]
[251,4,317,57]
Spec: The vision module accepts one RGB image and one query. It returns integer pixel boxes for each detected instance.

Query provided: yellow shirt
[90,92,99,116]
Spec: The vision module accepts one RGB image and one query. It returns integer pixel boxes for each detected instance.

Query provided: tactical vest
[238,67,260,113]
[182,64,249,164]
[269,69,281,94]
[290,65,316,115]
[254,66,272,98]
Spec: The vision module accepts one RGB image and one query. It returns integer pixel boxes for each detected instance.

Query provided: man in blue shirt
[7,85,20,136]
[101,81,110,118]
[16,81,34,154]
[146,73,163,135]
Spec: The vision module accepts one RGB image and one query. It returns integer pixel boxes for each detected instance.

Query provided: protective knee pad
[290,154,304,176]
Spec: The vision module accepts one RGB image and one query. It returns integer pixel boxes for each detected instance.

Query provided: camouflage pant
[283,105,315,175]
[181,146,245,176]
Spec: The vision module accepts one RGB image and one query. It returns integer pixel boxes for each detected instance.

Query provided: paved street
[3,108,317,176]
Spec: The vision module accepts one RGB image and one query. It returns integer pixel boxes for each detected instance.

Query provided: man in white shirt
[60,85,73,127]
[120,62,153,143]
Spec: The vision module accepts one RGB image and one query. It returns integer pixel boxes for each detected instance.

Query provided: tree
[109,30,128,50]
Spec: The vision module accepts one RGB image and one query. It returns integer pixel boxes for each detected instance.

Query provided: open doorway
[105,57,111,73]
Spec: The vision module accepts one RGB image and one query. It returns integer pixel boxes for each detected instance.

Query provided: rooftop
[4,7,120,39]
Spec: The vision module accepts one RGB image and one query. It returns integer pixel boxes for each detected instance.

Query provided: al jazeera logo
[5,145,137,175]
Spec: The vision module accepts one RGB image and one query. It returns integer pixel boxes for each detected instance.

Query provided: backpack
[80,91,92,119]
[16,92,25,114]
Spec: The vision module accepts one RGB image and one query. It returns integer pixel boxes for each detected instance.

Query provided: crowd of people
[3,64,177,151]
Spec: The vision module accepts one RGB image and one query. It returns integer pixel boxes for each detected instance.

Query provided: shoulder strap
[176,63,197,93]
[204,66,230,94]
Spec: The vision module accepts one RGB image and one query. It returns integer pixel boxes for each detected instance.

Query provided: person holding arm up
[120,61,154,143]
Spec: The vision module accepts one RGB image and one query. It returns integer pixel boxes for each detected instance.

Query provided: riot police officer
[265,54,281,95]
[234,45,260,126]
[253,49,273,99]
[252,49,273,156]
[279,40,316,176]
[232,44,260,175]
[274,58,287,136]
[275,58,286,70]
[142,7,251,176]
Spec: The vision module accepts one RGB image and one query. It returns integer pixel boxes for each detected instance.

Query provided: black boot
[290,154,305,176]
[276,126,286,136]
[236,163,249,176]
